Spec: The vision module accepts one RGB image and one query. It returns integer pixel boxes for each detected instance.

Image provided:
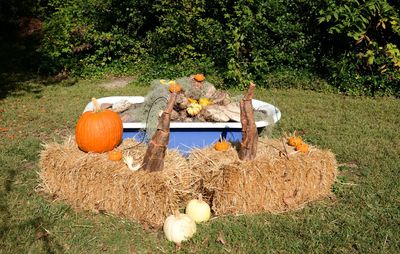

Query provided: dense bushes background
[13,0,400,95]
[318,0,400,95]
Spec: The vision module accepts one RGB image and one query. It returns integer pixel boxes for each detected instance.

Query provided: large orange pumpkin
[76,98,123,153]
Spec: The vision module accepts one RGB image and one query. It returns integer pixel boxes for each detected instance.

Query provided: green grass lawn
[0,77,399,253]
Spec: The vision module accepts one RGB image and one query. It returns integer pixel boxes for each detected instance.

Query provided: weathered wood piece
[203,103,240,122]
[238,82,258,160]
[142,93,177,171]
[112,99,132,113]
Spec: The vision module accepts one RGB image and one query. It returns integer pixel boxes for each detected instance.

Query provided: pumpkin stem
[91,97,101,112]
[174,209,181,218]
[198,193,203,202]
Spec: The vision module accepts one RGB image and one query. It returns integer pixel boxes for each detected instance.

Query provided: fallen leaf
[296,130,306,135]
[6,134,16,140]
[217,232,227,245]
[35,230,49,240]
[94,202,106,213]
[0,127,9,132]
[338,162,359,169]
[101,244,109,252]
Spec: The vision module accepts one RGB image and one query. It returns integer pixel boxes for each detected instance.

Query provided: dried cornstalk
[142,93,177,171]
[238,82,258,160]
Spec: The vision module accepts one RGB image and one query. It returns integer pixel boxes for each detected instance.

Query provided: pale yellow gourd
[163,210,196,246]
[185,194,211,223]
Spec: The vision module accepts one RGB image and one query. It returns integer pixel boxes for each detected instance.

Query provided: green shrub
[37,0,399,95]
[135,0,326,88]
[318,0,400,96]
[147,0,225,61]
[39,0,151,74]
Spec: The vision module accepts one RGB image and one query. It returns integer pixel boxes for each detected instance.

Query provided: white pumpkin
[163,210,196,245]
[185,194,211,223]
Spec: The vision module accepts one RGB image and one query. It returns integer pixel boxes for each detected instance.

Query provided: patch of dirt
[100,76,136,89]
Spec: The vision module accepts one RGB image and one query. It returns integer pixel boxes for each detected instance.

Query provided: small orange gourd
[295,143,309,153]
[108,150,123,161]
[214,139,230,151]
[194,74,205,82]
[76,98,123,153]
[169,82,182,93]
[287,136,302,147]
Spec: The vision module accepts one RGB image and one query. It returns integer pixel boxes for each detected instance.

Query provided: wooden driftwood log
[238,82,258,160]
[142,93,177,171]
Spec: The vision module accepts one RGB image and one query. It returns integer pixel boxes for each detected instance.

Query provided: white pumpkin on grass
[163,210,196,248]
[185,194,211,223]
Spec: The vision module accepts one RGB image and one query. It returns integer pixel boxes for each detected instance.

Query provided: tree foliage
[319,0,400,95]
[34,0,400,95]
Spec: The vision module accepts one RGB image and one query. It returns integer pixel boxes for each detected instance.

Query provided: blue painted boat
[84,96,281,155]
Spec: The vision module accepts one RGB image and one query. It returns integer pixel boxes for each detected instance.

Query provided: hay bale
[39,136,337,226]
[39,137,197,227]
[188,138,337,215]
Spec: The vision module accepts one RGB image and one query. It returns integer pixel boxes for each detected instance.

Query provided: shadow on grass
[0,37,76,99]
[0,168,65,253]
[0,215,66,253]
[19,216,65,253]
[0,169,16,227]
[0,72,78,99]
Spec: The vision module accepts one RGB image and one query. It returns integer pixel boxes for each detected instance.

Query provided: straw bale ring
[189,138,337,216]
[39,137,197,227]
[39,136,337,226]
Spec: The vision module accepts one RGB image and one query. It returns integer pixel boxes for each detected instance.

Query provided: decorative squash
[287,136,302,147]
[194,73,205,82]
[185,194,211,223]
[187,98,197,104]
[163,210,196,247]
[295,143,309,153]
[214,139,230,151]
[169,81,182,93]
[187,103,202,116]
[108,150,123,161]
[198,97,212,107]
[123,154,141,171]
[76,98,123,153]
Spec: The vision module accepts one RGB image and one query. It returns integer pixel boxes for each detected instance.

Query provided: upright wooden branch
[142,93,177,171]
[238,82,258,160]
